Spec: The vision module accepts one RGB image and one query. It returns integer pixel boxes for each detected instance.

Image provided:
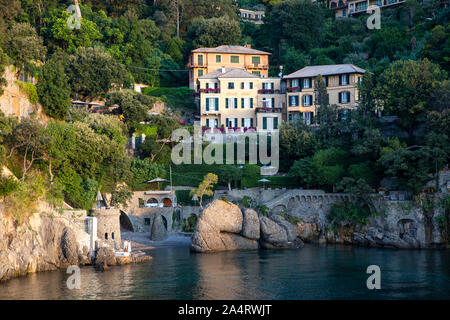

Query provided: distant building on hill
[329,0,406,18]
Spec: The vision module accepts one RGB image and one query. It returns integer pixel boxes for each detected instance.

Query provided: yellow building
[198,68,284,133]
[284,64,365,124]
[187,45,271,90]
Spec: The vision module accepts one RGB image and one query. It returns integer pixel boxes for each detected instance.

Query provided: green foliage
[327,201,373,230]
[142,87,196,110]
[37,55,71,119]
[66,47,127,100]
[270,0,325,54]
[134,124,157,137]
[0,47,8,96]
[376,59,447,139]
[0,176,19,200]
[190,173,218,208]
[6,22,46,68]
[110,185,132,207]
[107,90,155,128]
[16,81,38,104]
[187,16,241,48]
[128,158,167,191]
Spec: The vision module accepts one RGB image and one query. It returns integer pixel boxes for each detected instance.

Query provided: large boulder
[259,216,288,245]
[241,209,260,240]
[94,246,116,267]
[296,221,321,243]
[60,227,80,267]
[271,215,299,242]
[150,215,168,241]
[191,200,258,252]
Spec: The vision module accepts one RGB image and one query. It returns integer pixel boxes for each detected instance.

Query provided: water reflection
[0,245,449,300]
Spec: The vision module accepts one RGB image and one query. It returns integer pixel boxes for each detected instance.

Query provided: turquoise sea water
[1,244,449,300]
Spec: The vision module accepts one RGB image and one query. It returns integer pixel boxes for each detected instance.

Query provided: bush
[16,81,38,104]
[326,201,373,230]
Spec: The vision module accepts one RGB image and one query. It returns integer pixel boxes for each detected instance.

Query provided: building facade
[187,45,271,90]
[329,0,405,17]
[198,68,285,133]
[283,64,365,124]
[238,8,265,24]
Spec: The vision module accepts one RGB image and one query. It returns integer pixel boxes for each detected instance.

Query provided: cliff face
[0,66,46,121]
[293,200,446,249]
[0,202,91,282]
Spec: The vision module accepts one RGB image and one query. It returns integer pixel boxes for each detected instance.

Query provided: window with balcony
[252,56,261,67]
[230,55,240,63]
[292,79,299,87]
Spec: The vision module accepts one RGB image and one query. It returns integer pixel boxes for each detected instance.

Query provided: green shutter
[250,82,253,89]
[215,98,219,110]
[338,92,342,103]
[241,118,244,127]
[226,98,229,109]
[250,98,253,108]
[226,118,229,127]
[339,76,342,86]
[274,117,278,129]
[272,97,275,108]
[206,98,209,111]
[234,98,238,109]
[234,118,238,127]
[263,117,267,130]
[250,118,254,127]
[241,98,245,108]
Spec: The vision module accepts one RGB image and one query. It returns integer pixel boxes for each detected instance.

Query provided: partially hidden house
[283,64,365,124]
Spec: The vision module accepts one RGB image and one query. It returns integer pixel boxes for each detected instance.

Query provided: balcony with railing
[186,62,206,68]
[258,89,283,94]
[199,88,220,94]
[255,107,282,113]
[245,64,269,70]
[287,86,301,93]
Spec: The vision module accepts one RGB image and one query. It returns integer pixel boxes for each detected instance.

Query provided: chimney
[245,44,251,49]
[221,67,226,73]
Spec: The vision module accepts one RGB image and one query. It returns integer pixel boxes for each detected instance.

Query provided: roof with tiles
[198,68,260,79]
[284,64,366,79]
[191,45,271,55]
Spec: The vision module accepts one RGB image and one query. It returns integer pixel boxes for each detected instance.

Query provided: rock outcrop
[150,215,168,241]
[0,205,92,282]
[241,209,260,240]
[190,200,303,252]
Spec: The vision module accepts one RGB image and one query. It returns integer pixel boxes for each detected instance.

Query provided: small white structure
[85,217,98,259]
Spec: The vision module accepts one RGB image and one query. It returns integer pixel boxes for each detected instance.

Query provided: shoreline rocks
[190,200,304,253]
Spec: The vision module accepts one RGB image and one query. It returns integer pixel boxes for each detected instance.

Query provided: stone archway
[119,210,134,232]
[147,198,159,207]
